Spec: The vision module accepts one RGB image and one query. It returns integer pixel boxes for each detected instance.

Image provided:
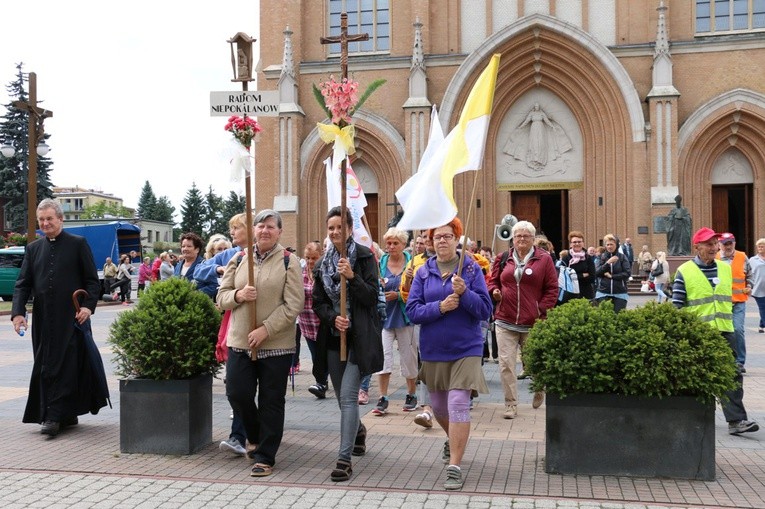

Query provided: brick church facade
[254,0,765,253]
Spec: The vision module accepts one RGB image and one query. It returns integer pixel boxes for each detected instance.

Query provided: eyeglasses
[721,241,734,246]
[514,234,532,240]
[432,234,455,242]
[570,240,583,244]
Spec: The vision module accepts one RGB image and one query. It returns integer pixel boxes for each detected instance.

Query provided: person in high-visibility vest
[671,227,759,436]
[716,232,753,373]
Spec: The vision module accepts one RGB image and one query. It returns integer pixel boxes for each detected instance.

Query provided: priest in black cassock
[11,198,104,437]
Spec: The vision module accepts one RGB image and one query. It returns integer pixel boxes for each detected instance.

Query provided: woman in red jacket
[487,221,558,420]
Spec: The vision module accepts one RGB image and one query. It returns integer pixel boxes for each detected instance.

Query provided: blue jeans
[721,332,748,423]
[754,296,765,329]
[327,349,362,462]
[359,374,371,392]
[732,302,746,365]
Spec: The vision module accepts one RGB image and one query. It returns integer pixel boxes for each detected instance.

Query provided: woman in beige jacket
[217,209,304,478]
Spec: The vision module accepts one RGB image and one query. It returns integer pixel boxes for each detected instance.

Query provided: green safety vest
[678,260,734,332]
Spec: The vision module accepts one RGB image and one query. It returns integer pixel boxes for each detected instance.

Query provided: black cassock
[12,230,105,424]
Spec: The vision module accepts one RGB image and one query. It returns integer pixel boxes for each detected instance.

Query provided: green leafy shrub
[524,299,737,404]
[108,277,221,380]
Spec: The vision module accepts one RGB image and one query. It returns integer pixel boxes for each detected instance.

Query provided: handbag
[650,263,664,278]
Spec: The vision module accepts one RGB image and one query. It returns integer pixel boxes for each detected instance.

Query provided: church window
[328,0,390,54]
[696,0,765,33]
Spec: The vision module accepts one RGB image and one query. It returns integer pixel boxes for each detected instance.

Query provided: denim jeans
[732,302,746,365]
[359,374,371,392]
[721,332,748,423]
[754,296,765,329]
[327,349,362,462]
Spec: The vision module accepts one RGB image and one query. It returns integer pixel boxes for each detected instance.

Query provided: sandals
[352,422,366,456]
[331,459,352,482]
[250,462,273,477]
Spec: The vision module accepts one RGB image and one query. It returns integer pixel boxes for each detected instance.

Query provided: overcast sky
[0,0,260,220]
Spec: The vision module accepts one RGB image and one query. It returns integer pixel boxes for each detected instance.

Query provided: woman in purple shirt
[405,217,492,491]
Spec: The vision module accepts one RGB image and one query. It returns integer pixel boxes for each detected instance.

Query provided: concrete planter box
[119,373,212,455]
[545,393,715,480]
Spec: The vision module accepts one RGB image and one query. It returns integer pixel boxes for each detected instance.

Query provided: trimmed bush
[108,277,221,380]
[524,299,737,404]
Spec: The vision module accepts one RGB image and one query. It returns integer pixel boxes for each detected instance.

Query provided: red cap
[692,227,719,245]
[719,232,735,243]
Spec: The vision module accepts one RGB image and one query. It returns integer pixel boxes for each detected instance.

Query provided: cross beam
[12,72,53,243]
[320,12,370,81]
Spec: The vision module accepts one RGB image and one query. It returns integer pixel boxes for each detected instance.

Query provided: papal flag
[395,53,500,231]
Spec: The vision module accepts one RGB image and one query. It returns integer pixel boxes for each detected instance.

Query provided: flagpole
[458,169,482,275]
[339,155,348,362]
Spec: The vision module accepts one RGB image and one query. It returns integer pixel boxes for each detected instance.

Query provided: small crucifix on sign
[319,13,369,361]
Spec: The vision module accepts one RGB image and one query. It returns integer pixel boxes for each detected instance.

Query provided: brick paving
[0,294,763,508]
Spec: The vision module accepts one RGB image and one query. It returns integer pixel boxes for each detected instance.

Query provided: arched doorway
[711,149,754,251]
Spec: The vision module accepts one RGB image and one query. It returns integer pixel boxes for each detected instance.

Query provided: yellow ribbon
[317,123,356,155]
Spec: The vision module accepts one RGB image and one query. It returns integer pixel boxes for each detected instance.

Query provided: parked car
[0,246,25,301]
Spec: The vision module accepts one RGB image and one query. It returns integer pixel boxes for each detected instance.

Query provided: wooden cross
[320,12,370,81]
[319,13,368,361]
[12,72,53,243]
[385,196,401,215]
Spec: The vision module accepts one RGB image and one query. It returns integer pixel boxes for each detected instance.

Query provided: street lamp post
[11,72,53,244]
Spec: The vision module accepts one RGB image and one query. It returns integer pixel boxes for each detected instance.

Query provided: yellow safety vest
[678,260,734,332]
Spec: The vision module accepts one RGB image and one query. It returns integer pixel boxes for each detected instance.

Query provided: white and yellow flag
[395,54,500,231]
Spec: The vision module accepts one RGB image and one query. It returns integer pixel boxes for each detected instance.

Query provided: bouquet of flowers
[313,75,385,127]
[224,115,262,148]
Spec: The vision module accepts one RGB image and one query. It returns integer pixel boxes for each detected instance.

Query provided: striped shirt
[672,256,719,309]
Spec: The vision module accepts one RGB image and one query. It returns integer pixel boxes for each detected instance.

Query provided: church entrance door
[712,185,752,252]
[511,190,568,252]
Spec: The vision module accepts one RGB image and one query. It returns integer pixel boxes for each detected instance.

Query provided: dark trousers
[225,348,291,466]
[755,296,765,329]
[292,325,301,368]
[721,331,748,423]
[305,338,327,386]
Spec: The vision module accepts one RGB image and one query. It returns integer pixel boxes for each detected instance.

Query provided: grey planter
[119,373,212,455]
[545,393,715,480]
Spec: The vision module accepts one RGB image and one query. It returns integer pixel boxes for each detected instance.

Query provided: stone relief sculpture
[666,195,692,256]
[502,103,573,171]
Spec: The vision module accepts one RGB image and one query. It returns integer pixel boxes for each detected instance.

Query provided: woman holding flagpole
[312,206,383,482]
[405,217,493,491]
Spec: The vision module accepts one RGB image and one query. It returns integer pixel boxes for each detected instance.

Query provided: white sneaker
[219,437,246,456]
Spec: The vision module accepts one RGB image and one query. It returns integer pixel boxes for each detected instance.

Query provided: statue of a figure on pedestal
[666,195,692,256]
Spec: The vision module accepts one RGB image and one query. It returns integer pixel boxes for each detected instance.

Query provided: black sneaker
[372,396,389,415]
[403,394,418,412]
[308,383,327,399]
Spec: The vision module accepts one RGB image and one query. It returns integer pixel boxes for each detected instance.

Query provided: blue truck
[62,222,143,297]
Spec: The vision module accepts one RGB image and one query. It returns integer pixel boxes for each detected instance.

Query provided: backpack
[498,250,511,273]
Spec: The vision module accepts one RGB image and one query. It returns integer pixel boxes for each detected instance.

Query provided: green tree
[81,200,132,219]
[221,191,246,223]
[179,182,205,237]
[0,63,54,233]
[203,186,226,238]
[136,181,157,220]
[152,196,176,224]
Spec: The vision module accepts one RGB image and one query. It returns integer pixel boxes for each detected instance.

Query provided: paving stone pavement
[0,294,763,508]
